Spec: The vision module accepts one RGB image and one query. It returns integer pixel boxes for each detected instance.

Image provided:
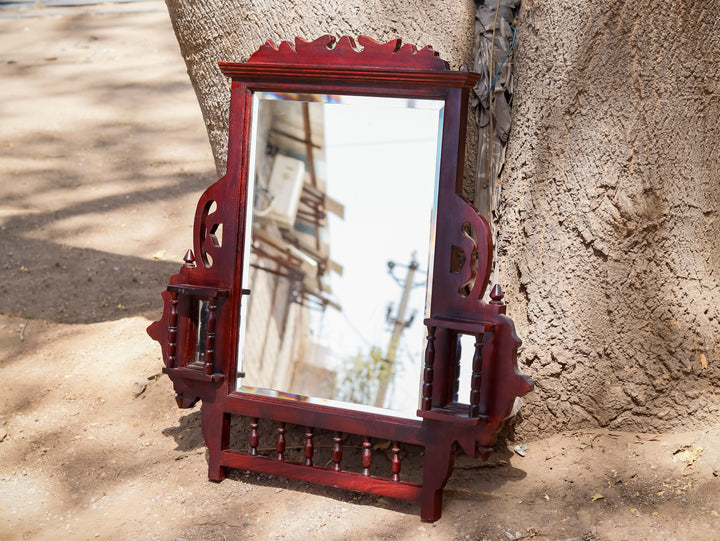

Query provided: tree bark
[500,0,720,437]
[163,0,477,177]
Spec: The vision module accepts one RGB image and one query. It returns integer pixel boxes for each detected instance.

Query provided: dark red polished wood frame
[148,35,533,521]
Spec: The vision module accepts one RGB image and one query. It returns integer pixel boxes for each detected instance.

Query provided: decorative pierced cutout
[449,244,465,274]
[209,222,222,248]
[204,252,214,268]
[200,200,221,268]
[249,35,449,71]
[455,222,478,298]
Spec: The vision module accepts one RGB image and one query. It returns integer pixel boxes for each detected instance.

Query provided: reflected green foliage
[336,347,392,405]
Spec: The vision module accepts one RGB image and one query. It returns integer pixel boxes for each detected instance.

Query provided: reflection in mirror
[456,333,477,405]
[237,92,444,417]
[195,299,209,364]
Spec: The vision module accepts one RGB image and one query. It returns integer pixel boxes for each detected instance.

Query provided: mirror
[236,92,445,416]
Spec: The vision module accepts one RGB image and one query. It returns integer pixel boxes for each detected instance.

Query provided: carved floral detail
[249,35,449,71]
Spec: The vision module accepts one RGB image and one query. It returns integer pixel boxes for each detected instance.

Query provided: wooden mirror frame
[148,35,533,521]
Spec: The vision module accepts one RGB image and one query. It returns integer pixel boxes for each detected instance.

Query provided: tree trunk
[163,0,477,177]
[499,0,720,437]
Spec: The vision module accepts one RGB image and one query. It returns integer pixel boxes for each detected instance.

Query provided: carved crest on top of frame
[249,35,450,71]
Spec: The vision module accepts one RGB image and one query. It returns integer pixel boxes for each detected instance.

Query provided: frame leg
[201,401,230,481]
[420,441,456,521]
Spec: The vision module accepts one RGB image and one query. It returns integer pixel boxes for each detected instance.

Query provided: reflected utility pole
[374,254,420,408]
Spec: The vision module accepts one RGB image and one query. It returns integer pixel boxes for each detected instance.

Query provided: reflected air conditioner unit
[266,154,305,228]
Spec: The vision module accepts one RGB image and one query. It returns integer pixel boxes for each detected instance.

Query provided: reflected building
[241,95,344,399]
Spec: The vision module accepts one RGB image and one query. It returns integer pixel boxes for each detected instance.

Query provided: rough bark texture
[163,0,477,178]
[473,0,519,222]
[472,1,519,290]
[500,0,720,437]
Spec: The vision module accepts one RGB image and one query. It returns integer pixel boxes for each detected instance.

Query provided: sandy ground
[1,3,720,540]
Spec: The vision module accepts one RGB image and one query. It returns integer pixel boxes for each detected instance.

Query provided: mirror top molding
[218,35,479,89]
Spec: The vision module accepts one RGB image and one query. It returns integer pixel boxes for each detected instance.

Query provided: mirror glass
[236,92,444,417]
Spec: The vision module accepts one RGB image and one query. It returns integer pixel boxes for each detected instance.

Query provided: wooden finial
[478,445,494,461]
[489,284,505,305]
[183,249,196,267]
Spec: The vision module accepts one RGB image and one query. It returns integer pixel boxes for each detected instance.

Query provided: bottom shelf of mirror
[417,403,490,425]
[162,366,225,383]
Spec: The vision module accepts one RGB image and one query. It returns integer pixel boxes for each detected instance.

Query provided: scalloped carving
[248,35,449,71]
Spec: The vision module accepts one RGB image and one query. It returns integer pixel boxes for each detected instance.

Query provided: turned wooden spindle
[249,418,259,456]
[391,441,401,482]
[276,423,286,461]
[167,292,178,368]
[421,326,436,410]
[469,334,483,417]
[332,433,343,472]
[203,298,217,376]
[304,428,314,466]
[362,437,372,477]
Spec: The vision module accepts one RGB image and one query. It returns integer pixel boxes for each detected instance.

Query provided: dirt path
[1,3,719,540]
